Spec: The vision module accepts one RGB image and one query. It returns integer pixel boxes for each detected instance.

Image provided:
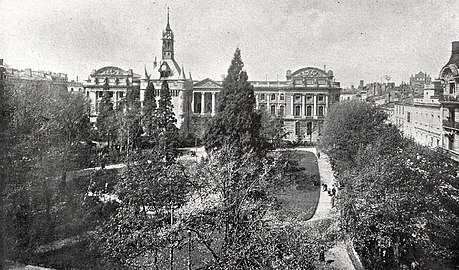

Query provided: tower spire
[166,7,171,31]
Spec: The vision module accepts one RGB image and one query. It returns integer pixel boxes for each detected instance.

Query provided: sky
[1,0,459,88]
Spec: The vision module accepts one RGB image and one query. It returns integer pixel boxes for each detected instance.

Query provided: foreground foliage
[322,100,459,269]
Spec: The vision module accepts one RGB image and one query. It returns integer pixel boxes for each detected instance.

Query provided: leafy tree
[175,145,322,269]
[0,66,12,269]
[95,150,189,268]
[321,100,387,169]
[259,109,288,149]
[204,48,265,156]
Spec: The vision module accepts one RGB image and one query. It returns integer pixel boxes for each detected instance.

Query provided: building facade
[410,71,432,94]
[439,41,459,160]
[189,67,342,142]
[393,83,443,148]
[139,12,193,132]
[83,66,140,122]
[83,13,341,140]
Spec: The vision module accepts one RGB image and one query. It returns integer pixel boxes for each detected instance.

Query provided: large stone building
[410,71,432,94]
[190,67,341,142]
[83,13,341,141]
[393,82,443,148]
[439,41,459,160]
[83,66,140,122]
[139,12,193,132]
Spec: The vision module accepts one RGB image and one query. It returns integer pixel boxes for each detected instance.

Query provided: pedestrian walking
[331,195,335,207]
[317,151,321,159]
[323,183,328,192]
[332,186,336,197]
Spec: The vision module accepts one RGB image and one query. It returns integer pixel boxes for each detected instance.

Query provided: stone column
[313,95,317,116]
[255,94,259,109]
[302,95,305,115]
[191,92,195,114]
[211,92,216,116]
[201,92,205,115]
[291,96,294,115]
[325,95,328,116]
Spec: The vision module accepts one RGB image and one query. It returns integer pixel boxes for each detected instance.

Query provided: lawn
[272,150,321,222]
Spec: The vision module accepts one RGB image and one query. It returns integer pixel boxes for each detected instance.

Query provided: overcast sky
[1,0,458,87]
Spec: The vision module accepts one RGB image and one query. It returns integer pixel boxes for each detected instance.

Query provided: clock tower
[162,8,174,60]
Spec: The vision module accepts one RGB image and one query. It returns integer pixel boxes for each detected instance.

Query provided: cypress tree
[156,80,178,161]
[204,48,265,155]
[142,82,157,138]
[96,89,115,147]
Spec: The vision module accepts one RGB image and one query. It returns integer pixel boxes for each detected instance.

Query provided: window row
[259,93,285,101]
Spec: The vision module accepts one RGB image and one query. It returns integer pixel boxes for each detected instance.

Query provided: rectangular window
[407,112,411,123]
[260,93,265,100]
[306,79,314,85]
[294,79,303,85]
[318,95,324,102]
[318,80,326,85]
[306,95,313,102]
[279,94,285,100]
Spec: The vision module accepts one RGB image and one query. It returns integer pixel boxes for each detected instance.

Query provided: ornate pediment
[94,66,127,76]
[291,67,328,78]
[193,78,223,89]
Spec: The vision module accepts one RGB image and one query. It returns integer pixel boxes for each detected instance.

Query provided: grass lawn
[273,150,321,222]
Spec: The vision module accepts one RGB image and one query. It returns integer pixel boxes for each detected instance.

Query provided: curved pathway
[296,147,356,270]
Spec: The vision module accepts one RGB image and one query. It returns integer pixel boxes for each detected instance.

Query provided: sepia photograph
[1,0,458,269]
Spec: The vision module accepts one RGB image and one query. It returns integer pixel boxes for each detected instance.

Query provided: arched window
[306,105,312,116]
[270,105,276,115]
[295,121,301,136]
[318,106,324,116]
[270,93,276,101]
[280,94,285,101]
[279,105,285,116]
[294,105,301,116]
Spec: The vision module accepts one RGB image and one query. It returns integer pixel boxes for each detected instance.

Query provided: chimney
[323,65,326,72]
[0,59,3,66]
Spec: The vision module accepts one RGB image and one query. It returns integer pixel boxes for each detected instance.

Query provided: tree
[142,82,157,139]
[321,100,387,169]
[175,145,322,269]
[0,66,12,270]
[96,89,116,148]
[259,109,288,149]
[156,80,179,161]
[95,149,189,268]
[204,48,265,156]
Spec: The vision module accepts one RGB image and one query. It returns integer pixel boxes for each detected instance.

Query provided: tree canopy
[204,48,265,156]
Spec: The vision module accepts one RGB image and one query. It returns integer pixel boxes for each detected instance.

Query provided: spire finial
[166,7,171,30]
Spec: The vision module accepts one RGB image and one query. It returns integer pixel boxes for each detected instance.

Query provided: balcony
[439,94,459,105]
[443,119,459,131]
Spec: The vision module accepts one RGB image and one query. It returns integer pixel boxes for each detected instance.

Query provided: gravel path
[296,147,356,270]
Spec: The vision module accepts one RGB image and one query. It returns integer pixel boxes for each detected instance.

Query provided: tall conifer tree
[156,80,178,161]
[142,82,157,138]
[204,48,265,155]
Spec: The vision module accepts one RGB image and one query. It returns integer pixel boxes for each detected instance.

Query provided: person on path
[332,186,336,197]
[331,195,335,207]
[323,183,328,192]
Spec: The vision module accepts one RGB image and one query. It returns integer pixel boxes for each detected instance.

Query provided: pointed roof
[166,7,171,31]
[181,65,186,80]
[141,65,150,80]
